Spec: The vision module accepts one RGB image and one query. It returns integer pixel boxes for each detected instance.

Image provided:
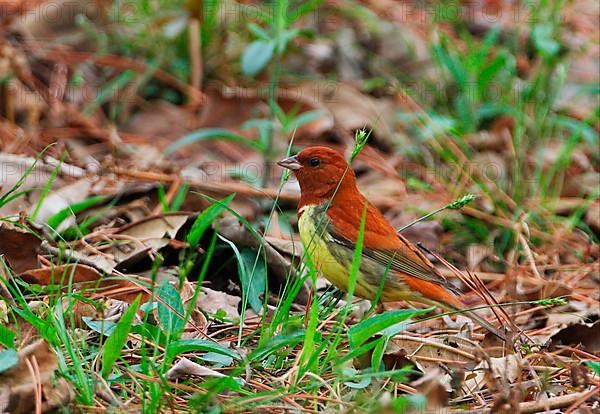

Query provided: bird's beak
[277,155,302,171]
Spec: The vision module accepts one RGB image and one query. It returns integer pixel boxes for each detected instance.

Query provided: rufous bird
[278,146,504,340]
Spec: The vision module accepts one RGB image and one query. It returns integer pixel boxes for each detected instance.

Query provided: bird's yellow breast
[298,204,377,298]
[298,205,348,287]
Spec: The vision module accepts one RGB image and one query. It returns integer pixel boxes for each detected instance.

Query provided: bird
[278,146,505,341]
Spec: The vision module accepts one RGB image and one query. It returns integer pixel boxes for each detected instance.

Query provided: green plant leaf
[238,248,267,313]
[241,39,275,76]
[342,367,372,389]
[0,349,19,373]
[82,317,117,336]
[83,69,136,115]
[0,144,53,208]
[47,195,106,231]
[348,308,434,348]
[249,329,305,362]
[187,194,235,249]
[282,110,326,135]
[101,295,141,378]
[157,281,185,337]
[166,338,241,360]
[170,183,190,212]
[30,156,63,221]
[0,325,15,348]
[200,352,234,366]
[586,360,600,376]
[532,24,560,58]
[247,23,270,40]
[166,128,262,154]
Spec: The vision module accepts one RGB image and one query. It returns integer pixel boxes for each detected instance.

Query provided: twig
[450,388,598,413]
[395,335,478,361]
[188,18,203,102]
[110,167,297,201]
[522,388,598,414]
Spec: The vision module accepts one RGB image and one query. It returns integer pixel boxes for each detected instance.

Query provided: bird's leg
[364,300,386,317]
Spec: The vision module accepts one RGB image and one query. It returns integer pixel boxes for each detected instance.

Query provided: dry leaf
[20,263,149,304]
[197,287,240,320]
[64,212,193,274]
[20,263,102,285]
[264,236,304,258]
[0,223,41,274]
[29,178,92,231]
[0,340,74,414]
[584,200,600,232]
[295,81,397,145]
[106,212,191,267]
[464,354,521,393]
[550,319,600,353]
[167,357,225,381]
[386,334,479,374]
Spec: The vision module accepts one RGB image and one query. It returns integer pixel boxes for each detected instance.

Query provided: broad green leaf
[102,295,141,378]
[241,40,275,76]
[200,352,234,366]
[157,281,185,337]
[392,394,427,412]
[238,248,267,313]
[342,367,372,389]
[166,338,240,361]
[82,317,117,336]
[0,349,19,373]
[348,308,433,348]
[371,336,388,372]
[433,36,468,88]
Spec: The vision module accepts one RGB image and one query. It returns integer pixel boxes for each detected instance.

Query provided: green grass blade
[102,295,141,378]
[249,329,305,362]
[30,155,65,221]
[166,129,264,154]
[348,308,433,348]
[166,339,241,360]
[46,195,106,231]
[187,193,235,248]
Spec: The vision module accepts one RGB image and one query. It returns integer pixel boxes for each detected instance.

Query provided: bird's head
[278,146,357,202]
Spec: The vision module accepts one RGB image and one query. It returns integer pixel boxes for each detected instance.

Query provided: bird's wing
[327,221,457,292]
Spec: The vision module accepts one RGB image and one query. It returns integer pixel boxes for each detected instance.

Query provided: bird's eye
[309,158,320,167]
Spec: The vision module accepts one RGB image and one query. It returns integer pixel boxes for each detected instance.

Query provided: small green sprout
[350,129,371,162]
[398,193,477,232]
